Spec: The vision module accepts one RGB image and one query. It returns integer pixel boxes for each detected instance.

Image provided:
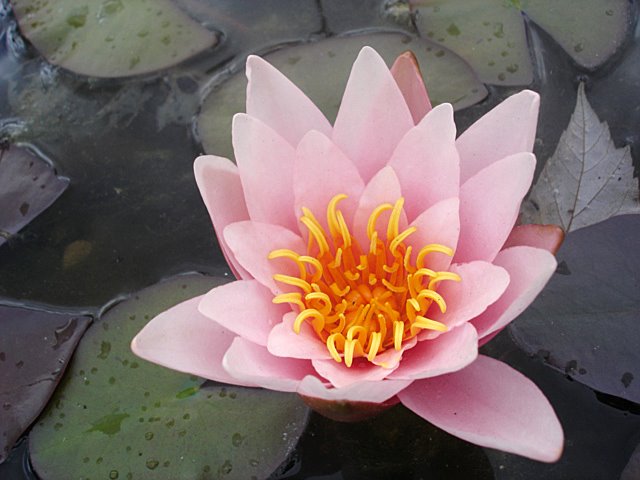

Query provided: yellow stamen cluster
[269,194,460,367]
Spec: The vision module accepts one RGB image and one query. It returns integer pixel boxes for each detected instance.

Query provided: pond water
[1,0,639,479]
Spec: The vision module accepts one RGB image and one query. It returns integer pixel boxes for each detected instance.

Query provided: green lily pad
[410,0,633,85]
[10,0,218,77]
[521,0,632,70]
[197,32,487,160]
[29,273,309,479]
[410,0,533,85]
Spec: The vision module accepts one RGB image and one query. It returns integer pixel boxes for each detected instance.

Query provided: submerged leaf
[0,306,91,463]
[29,274,309,479]
[0,146,69,247]
[621,442,640,480]
[10,0,217,77]
[509,215,640,403]
[523,83,640,232]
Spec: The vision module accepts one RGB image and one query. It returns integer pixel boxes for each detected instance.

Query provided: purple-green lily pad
[0,145,68,247]
[10,0,218,77]
[0,306,91,463]
[509,215,640,403]
[197,32,487,160]
[29,273,309,479]
[410,0,633,85]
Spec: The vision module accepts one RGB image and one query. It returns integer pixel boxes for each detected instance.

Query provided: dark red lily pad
[0,305,91,463]
[509,215,640,403]
[0,146,69,247]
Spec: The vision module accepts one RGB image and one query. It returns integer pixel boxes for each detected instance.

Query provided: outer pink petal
[198,280,287,347]
[332,46,414,182]
[222,337,314,392]
[224,220,306,293]
[431,261,510,330]
[194,155,250,279]
[457,90,540,183]
[406,197,460,272]
[471,246,557,338]
[390,323,478,380]
[312,356,397,389]
[297,375,411,403]
[267,312,332,360]
[352,166,404,248]
[131,295,254,386]
[390,51,432,124]
[294,130,365,231]
[503,224,565,255]
[455,152,535,263]
[232,114,297,231]
[398,355,563,462]
[245,55,332,146]
[388,104,460,221]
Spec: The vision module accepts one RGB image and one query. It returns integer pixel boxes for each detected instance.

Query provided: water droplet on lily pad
[29,274,309,478]
[11,0,218,77]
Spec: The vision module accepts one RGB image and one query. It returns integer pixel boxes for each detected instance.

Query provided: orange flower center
[269,194,460,367]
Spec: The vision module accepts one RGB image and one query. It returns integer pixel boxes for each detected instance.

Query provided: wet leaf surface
[10,0,218,77]
[29,273,309,480]
[509,215,640,404]
[621,441,640,480]
[197,32,487,160]
[0,145,68,247]
[410,0,633,85]
[523,83,640,232]
[0,305,91,463]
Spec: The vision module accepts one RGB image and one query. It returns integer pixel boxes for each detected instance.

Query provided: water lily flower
[132,47,564,462]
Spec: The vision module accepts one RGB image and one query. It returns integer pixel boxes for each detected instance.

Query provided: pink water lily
[132,47,564,462]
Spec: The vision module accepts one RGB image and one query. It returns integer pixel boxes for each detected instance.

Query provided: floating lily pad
[410,0,533,85]
[410,0,633,85]
[29,273,309,479]
[197,32,487,159]
[0,306,91,463]
[10,0,218,77]
[622,442,640,480]
[0,145,68,247]
[509,215,640,404]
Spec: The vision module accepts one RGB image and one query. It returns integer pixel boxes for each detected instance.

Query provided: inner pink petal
[267,312,333,360]
[312,356,397,389]
[297,375,412,404]
[390,51,432,124]
[332,46,414,183]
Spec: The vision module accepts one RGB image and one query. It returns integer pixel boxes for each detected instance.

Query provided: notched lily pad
[0,306,91,463]
[0,145,69,247]
[197,32,487,160]
[29,273,309,479]
[509,215,640,404]
[10,0,218,77]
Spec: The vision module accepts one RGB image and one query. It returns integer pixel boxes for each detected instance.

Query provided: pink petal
[232,114,297,231]
[503,224,565,255]
[371,337,417,369]
[332,46,414,183]
[222,337,314,392]
[457,90,539,183]
[193,155,250,279]
[245,55,332,146]
[312,356,396,389]
[431,260,510,330]
[471,246,557,339]
[294,130,365,231]
[455,152,535,263]
[297,375,411,403]
[406,197,460,272]
[224,221,306,293]
[352,166,404,248]
[398,355,564,462]
[390,323,478,380]
[390,51,432,124]
[267,312,333,360]
[198,280,287,347]
[131,295,254,386]
[388,104,460,221]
